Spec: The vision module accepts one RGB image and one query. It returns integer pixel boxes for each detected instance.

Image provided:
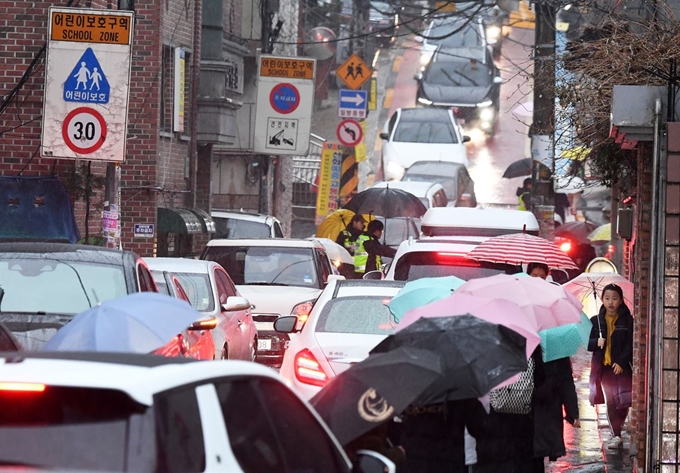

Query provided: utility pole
[531,1,556,240]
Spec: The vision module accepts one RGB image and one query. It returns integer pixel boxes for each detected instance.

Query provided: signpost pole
[103,162,120,248]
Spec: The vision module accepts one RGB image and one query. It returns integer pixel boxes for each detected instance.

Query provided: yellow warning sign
[50,10,132,45]
[336,54,372,90]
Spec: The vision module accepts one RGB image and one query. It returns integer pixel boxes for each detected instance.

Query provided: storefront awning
[157,208,202,234]
[184,208,216,233]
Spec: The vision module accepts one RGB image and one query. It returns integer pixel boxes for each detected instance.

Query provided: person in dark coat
[587,283,633,450]
[532,356,580,472]
[354,220,397,276]
[400,398,485,473]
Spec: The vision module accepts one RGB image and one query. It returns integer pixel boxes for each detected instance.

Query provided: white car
[417,16,487,70]
[201,239,342,367]
[380,108,470,181]
[146,258,258,361]
[211,210,284,238]
[0,352,393,472]
[275,279,405,400]
[371,180,449,209]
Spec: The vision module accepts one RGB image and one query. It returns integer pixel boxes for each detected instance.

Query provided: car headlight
[385,161,406,180]
[486,25,501,43]
[479,107,495,122]
[418,96,433,105]
[476,100,493,107]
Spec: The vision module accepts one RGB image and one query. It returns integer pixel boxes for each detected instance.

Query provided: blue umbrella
[43,292,202,353]
[539,312,592,362]
[388,276,465,322]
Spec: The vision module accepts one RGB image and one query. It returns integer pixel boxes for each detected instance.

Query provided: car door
[212,267,240,359]
[215,267,251,360]
[213,377,351,473]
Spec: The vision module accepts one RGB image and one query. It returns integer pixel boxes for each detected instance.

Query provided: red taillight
[294,349,329,387]
[0,382,46,392]
[608,244,615,254]
[436,253,480,266]
[560,241,572,253]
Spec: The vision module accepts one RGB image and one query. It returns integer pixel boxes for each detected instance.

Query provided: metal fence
[291,133,325,237]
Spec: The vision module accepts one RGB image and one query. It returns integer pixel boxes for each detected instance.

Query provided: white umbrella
[312,238,354,264]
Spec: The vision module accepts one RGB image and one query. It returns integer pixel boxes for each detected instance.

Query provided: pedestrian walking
[587,283,633,450]
[354,220,397,277]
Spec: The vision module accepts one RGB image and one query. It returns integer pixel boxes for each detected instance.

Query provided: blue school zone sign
[63,47,110,104]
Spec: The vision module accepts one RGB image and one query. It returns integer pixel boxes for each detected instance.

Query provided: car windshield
[426,60,492,87]
[382,218,419,248]
[403,174,457,200]
[0,386,149,471]
[213,217,271,238]
[0,258,127,314]
[202,246,319,288]
[150,271,215,312]
[316,296,397,335]
[370,1,391,19]
[427,21,484,48]
[393,119,458,144]
[393,252,520,281]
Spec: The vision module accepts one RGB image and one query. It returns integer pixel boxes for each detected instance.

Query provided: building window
[118,0,135,11]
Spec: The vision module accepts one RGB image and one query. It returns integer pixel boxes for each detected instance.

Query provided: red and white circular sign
[62,107,107,154]
[336,119,363,147]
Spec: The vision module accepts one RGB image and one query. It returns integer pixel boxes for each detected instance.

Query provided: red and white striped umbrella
[467,233,579,270]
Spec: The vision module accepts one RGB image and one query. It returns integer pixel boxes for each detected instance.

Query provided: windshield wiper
[442,69,461,86]
[452,69,479,86]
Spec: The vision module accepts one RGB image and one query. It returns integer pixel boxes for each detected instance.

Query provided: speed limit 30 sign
[62,107,106,154]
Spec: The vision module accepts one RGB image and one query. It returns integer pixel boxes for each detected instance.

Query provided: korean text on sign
[260,58,315,80]
[51,11,132,45]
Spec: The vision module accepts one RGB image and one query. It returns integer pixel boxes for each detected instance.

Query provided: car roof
[0,352,279,406]
[205,238,323,250]
[397,107,452,122]
[0,242,131,264]
[421,207,540,231]
[371,181,444,198]
[145,257,216,273]
[211,210,278,224]
[320,279,406,300]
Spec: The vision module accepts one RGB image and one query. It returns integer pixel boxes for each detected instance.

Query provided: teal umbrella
[388,276,465,322]
[539,312,592,362]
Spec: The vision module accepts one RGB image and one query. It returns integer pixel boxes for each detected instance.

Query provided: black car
[402,160,477,207]
[416,46,503,135]
[0,242,157,350]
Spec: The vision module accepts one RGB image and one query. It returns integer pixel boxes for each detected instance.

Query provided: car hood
[314,333,388,376]
[236,285,321,316]
[421,83,493,106]
[0,312,73,351]
[383,141,468,169]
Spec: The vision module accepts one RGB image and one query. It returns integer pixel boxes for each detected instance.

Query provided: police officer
[354,220,397,277]
[336,214,366,256]
[517,177,532,211]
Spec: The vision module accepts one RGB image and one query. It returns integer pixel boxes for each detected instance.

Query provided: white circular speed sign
[61,107,107,154]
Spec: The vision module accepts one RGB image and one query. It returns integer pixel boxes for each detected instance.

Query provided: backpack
[488,357,535,414]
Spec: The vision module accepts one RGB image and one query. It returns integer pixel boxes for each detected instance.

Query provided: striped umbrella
[467,233,579,270]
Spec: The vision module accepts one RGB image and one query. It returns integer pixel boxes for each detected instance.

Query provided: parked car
[416,46,503,135]
[417,16,487,70]
[0,352,394,473]
[0,242,158,351]
[275,279,405,400]
[370,180,449,209]
[147,258,258,361]
[201,239,342,367]
[380,107,470,181]
[211,210,284,239]
[401,161,477,207]
[369,1,399,47]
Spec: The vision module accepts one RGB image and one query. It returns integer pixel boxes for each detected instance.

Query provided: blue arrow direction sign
[63,47,110,104]
[338,89,368,119]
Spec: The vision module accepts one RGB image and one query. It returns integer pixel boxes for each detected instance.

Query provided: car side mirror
[189,317,218,331]
[493,76,504,84]
[326,274,346,285]
[463,135,471,143]
[273,315,299,333]
[222,296,251,312]
[353,450,396,473]
[413,72,423,82]
[379,132,389,140]
[362,270,384,280]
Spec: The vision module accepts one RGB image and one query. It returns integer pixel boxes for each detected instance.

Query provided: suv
[211,210,284,239]
[201,239,341,367]
[370,181,448,209]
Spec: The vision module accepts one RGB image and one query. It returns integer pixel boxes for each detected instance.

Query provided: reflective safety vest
[354,235,381,273]
[518,192,529,211]
[341,230,359,256]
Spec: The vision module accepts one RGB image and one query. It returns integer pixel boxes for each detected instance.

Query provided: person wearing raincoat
[354,220,396,277]
[336,214,366,278]
[587,283,633,450]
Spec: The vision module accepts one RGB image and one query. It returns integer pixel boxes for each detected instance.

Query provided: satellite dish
[305,27,337,61]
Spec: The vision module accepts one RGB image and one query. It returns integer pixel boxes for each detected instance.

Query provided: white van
[420,207,540,237]
[370,181,448,209]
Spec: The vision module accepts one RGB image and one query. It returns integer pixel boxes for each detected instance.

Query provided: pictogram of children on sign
[74,62,90,90]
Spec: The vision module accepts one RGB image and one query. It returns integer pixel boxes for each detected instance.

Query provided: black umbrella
[502,157,551,179]
[371,315,528,405]
[554,220,598,245]
[343,186,428,218]
[310,347,443,446]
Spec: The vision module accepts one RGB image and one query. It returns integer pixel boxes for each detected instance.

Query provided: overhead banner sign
[41,7,134,162]
[315,143,343,225]
[254,55,316,156]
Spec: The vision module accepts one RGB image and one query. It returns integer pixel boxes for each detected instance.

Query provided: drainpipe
[646,98,665,471]
[189,0,202,209]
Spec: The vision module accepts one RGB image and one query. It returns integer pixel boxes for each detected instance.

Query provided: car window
[316,296,397,334]
[137,264,157,292]
[150,270,172,295]
[404,173,458,200]
[425,60,493,87]
[0,386,148,471]
[273,222,284,238]
[214,377,349,473]
[315,249,332,282]
[213,217,271,239]
[175,273,215,312]
[393,251,520,281]
[0,258,128,315]
[434,190,447,207]
[214,269,236,298]
[154,386,207,473]
[393,119,458,144]
[383,218,416,247]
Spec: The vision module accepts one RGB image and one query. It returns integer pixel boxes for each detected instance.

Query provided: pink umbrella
[399,294,541,359]
[455,274,583,331]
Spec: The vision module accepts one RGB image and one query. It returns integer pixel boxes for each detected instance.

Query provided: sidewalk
[544,348,634,473]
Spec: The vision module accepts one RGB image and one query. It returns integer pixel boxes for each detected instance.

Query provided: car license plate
[258,339,272,351]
